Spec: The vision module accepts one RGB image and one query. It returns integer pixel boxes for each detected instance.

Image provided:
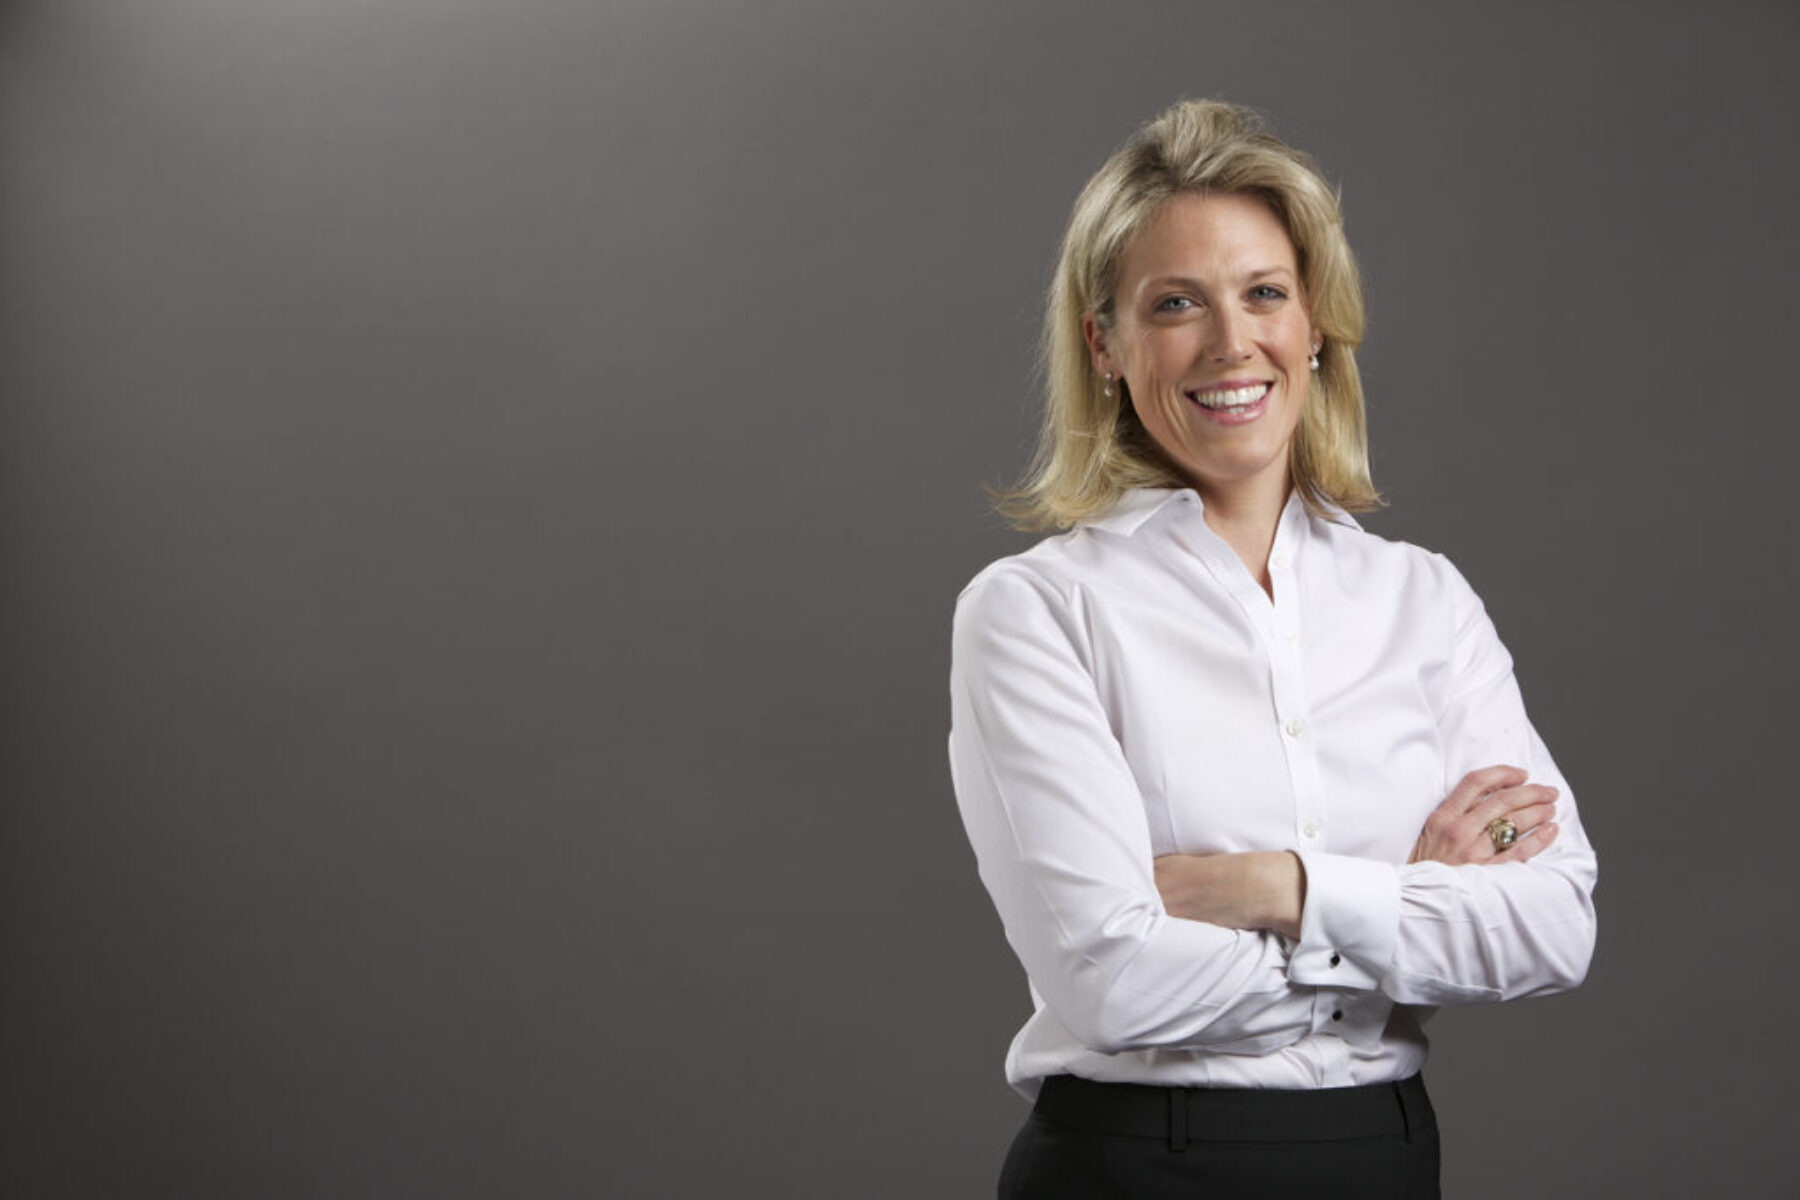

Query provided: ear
[1081,313,1116,380]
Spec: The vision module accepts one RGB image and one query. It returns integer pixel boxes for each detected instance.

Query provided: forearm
[1290,836,1597,1003]
[1154,851,1307,941]
[1389,849,1597,1002]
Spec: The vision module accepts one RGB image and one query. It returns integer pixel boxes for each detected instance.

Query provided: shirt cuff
[1287,852,1401,993]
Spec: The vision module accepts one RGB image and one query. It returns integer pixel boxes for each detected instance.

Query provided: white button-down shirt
[948,488,1597,1097]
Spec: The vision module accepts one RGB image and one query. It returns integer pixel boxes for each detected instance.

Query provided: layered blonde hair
[997,99,1382,529]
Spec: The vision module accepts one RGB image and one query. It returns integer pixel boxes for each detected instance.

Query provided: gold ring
[1487,817,1519,852]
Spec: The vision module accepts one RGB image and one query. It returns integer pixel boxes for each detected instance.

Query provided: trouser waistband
[1033,1073,1436,1152]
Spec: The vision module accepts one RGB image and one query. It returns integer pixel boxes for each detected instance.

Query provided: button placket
[1266,529,1321,850]
[1291,520,1337,851]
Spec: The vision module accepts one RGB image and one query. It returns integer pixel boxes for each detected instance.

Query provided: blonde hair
[997,99,1382,529]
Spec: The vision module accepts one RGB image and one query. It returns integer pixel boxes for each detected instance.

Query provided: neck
[1197,468,1293,553]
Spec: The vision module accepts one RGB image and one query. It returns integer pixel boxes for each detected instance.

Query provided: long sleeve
[1289,554,1598,1004]
[949,565,1318,1056]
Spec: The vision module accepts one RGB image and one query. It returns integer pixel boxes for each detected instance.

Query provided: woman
[948,100,1597,1198]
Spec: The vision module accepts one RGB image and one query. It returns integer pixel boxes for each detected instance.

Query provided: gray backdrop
[2,1,1794,1196]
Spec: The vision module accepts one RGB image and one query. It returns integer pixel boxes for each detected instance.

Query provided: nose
[1207,310,1252,363]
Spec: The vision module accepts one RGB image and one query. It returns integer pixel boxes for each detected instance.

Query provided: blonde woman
[948,100,1596,1199]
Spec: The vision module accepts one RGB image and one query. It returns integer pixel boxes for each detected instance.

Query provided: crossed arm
[1155,763,1564,938]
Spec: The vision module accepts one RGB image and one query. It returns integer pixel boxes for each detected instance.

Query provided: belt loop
[1168,1087,1188,1153]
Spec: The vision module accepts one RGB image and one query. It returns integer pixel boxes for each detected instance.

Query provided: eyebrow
[1141,267,1298,291]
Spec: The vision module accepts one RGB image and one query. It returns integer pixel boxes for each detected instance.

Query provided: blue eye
[1156,296,1196,312]
[1249,284,1288,302]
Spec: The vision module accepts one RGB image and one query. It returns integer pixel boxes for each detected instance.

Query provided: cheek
[1284,315,1317,359]
[1135,330,1197,380]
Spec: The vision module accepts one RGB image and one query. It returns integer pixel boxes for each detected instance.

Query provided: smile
[1185,382,1270,412]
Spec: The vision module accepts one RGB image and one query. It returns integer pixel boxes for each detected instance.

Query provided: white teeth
[1189,383,1269,409]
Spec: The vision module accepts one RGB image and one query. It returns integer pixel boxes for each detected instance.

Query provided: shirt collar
[1312,495,1364,532]
[1077,488,1194,536]
[1078,487,1365,537]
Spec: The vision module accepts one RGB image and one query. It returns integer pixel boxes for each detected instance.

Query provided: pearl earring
[1103,371,1115,398]
[1309,352,1320,372]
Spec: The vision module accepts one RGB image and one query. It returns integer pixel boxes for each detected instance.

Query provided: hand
[1153,850,1306,940]
[1409,765,1560,866]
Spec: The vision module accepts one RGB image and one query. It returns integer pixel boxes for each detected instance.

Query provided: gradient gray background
[2,1,1793,1196]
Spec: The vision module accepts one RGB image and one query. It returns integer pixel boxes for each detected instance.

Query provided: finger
[1496,821,1559,864]
[1505,800,1559,834]
[1462,790,1555,861]
[1452,764,1530,814]
[1467,783,1558,831]
[1482,786,1559,832]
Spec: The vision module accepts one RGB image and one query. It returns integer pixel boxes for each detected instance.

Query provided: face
[1085,191,1320,508]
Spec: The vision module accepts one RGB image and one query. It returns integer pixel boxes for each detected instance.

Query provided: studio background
[2,2,1792,1196]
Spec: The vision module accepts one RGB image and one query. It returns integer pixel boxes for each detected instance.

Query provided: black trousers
[998,1074,1440,1199]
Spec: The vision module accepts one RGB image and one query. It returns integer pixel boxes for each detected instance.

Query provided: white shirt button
[1285,719,1306,738]
[1303,820,1321,838]
[1283,630,1299,643]
[1270,552,1290,570]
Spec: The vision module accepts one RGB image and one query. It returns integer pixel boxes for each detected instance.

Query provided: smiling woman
[950,100,1597,1199]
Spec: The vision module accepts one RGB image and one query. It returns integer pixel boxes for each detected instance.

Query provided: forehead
[1118,191,1298,283]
